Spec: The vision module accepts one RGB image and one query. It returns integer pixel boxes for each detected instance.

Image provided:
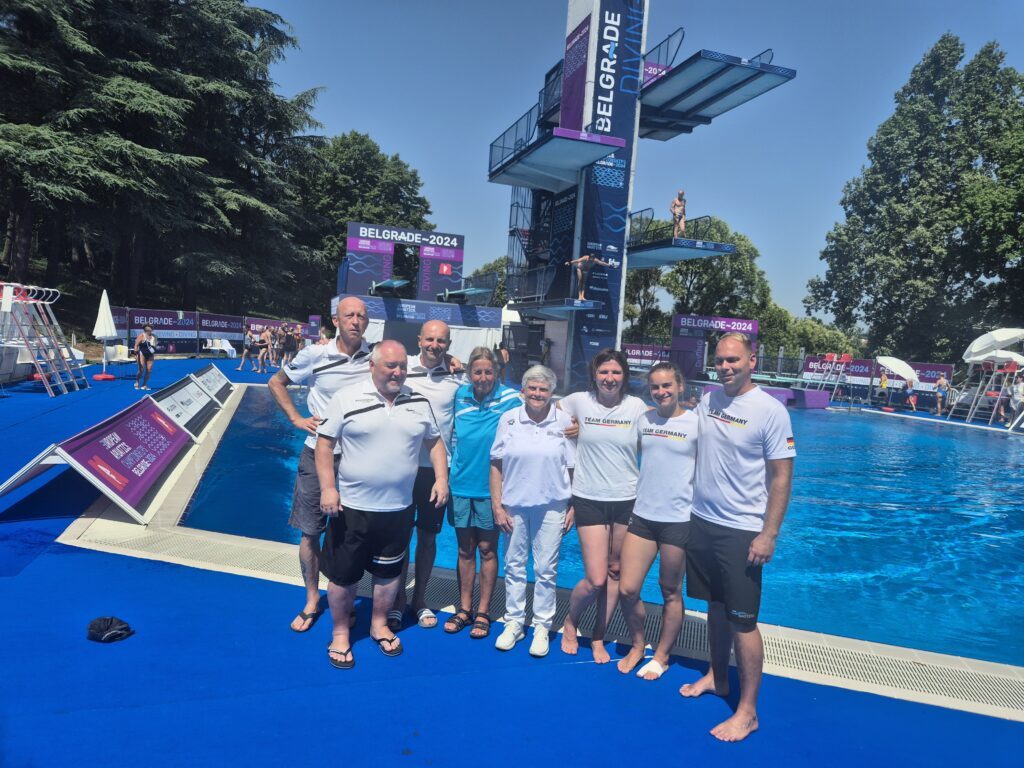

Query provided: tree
[623,267,669,343]
[468,255,508,307]
[806,35,1024,360]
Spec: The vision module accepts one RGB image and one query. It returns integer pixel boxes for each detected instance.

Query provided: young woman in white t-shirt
[558,348,649,663]
[617,362,699,680]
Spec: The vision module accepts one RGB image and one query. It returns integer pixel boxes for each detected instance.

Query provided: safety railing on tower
[506,265,558,305]
[626,209,715,249]
[489,102,543,173]
[641,27,685,88]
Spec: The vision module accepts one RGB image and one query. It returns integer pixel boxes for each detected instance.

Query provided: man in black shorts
[315,341,449,668]
[681,333,796,742]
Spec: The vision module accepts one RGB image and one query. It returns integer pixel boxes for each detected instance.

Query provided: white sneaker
[495,621,525,651]
[529,627,550,657]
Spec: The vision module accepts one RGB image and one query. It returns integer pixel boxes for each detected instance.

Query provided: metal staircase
[1,283,89,396]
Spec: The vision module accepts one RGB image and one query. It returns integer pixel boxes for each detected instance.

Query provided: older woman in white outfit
[489,365,575,657]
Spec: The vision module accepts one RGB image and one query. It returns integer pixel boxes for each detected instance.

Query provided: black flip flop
[327,645,355,669]
[291,608,324,633]
[371,634,403,657]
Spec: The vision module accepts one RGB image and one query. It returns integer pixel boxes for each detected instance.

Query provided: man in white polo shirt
[390,320,463,630]
[681,332,795,743]
[268,296,371,633]
[315,340,449,668]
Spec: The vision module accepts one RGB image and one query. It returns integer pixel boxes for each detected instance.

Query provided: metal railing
[627,209,715,249]
[489,102,542,173]
[642,26,685,87]
[507,265,558,304]
[746,48,774,65]
[539,60,563,117]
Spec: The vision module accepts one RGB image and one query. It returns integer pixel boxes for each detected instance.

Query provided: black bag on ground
[87,617,134,643]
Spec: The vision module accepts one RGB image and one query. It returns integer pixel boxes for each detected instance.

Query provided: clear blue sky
[257,0,1022,317]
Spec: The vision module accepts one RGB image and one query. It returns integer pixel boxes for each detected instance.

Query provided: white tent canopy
[965,349,1024,366]
[875,355,917,382]
[962,328,1024,362]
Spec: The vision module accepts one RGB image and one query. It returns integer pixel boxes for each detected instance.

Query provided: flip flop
[327,645,354,670]
[636,659,667,680]
[371,634,403,657]
[291,608,325,633]
[416,608,438,629]
[386,609,403,633]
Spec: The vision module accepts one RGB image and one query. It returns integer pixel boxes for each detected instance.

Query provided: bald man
[670,189,686,238]
[316,340,448,667]
[269,296,371,633]
[388,320,465,630]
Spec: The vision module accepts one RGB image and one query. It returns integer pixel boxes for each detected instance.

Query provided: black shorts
[320,505,414,587]
[412,466,449,534]
[572,496,634,527]
[685,515,762,628]
[287,446,339,536]
[628,514,689,549]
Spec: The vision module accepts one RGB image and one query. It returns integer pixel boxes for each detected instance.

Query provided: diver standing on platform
[670,189,687,237]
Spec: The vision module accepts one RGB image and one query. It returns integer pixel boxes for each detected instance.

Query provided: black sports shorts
[320,505,414,587]
[572,495,634,527]
[685,515,762,628]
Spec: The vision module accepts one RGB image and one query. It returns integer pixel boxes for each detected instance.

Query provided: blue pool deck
[2,359,1023,766]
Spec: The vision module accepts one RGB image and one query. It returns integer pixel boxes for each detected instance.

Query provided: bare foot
[591,640,611,664]
[710,711,758,742]
[679,671,729,698]
[617,645,645,674]
[561,623,579,655]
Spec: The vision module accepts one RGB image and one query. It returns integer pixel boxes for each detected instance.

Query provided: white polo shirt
[317,383,440,512]
[558,391,648,500]
[405,354,463,467]
[283,340,371,451]
[633,409,699,523]
[490,404,575,509]
[693,386,796,532]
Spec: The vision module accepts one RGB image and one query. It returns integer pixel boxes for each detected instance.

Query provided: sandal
[327,645,354,669]
[470,612,491,639]
[371,633,403,657]
[416,608,438,629]
[386,609,403,633]
[444,608,473,634]
[291,608,324,633]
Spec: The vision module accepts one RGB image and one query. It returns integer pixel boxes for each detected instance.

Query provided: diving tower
[625,210,735,269]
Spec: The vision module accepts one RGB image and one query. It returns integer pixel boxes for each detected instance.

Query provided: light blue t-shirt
[449,382,521,498]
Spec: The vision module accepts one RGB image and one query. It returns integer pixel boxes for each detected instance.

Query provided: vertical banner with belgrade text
[571,0,645,385]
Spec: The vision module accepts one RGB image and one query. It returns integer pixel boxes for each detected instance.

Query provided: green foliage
[469,255,508,307]
[623,267,669,344]
[805,34,1024,360]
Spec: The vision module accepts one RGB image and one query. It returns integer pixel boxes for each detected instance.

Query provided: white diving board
[627,237,735,269]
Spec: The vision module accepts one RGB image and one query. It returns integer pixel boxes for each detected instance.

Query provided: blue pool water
[183,387,1024,666]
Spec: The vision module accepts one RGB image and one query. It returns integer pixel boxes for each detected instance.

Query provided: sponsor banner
[572,0,645,386]
[560,15,591,131]
[308,315,322,340]
[800,357,954,391]
[642,60,670,86]
[622,343,670,368]
[347,222,464,250]
[332,294,501,329]
[197,312,244,341]
[346,236,395,255]
[59,399,192,509]
[244,316,311,339]
[417,244,464,302]
[128,308,198,353]
[112,305,129,339]
[191,363,234,404]
[672,314,759,336]
[151,377,218,436]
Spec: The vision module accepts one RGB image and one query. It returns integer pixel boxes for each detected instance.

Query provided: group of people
[238,324,304,373]
[270,296,796,743]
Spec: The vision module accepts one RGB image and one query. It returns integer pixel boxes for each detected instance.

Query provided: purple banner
[244,316,312,339]
[112,305,129,338]
[561,16,591,131]
[672,314,759,336]
[128,308,198,354]
[801,357,953,391]
[59,399,192,508]
[333,294,501,329]
[622,343,670,368]
[197,312,244,341]
[642,60,670,86]
[417,245,464,301]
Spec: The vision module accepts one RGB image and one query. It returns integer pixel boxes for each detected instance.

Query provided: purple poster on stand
[128,308,198,354]
[417,244,464,301]
[58,399,192,509]
[561,16,591,131]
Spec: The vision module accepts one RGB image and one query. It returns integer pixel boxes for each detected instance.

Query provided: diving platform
[626,212,735,268]
[638,48,796,141]
[506,298,604,320]
[489,121,625,193]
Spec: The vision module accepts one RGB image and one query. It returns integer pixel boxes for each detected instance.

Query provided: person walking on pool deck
[315,341,449,668]
[490,365,575,657]
[616,362,699,681]
[558,349,648,663]
[681,332,795,743]
[389,320,464,632]
[268,297,372,634]
[445,346,522,638]
[133,324,157,390]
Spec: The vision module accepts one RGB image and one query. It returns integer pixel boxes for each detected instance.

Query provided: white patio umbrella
[875,355,917,382]
[91,290,120,380]
[965,349,1024,367]
[962,328,1024,362]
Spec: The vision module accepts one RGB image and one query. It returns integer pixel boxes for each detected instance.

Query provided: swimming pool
[182,387,1024,666]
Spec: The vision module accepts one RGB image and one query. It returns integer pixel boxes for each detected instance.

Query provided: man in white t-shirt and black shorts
[315,340,449,668]
[268,296,371,633]
[681,332,795,743]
